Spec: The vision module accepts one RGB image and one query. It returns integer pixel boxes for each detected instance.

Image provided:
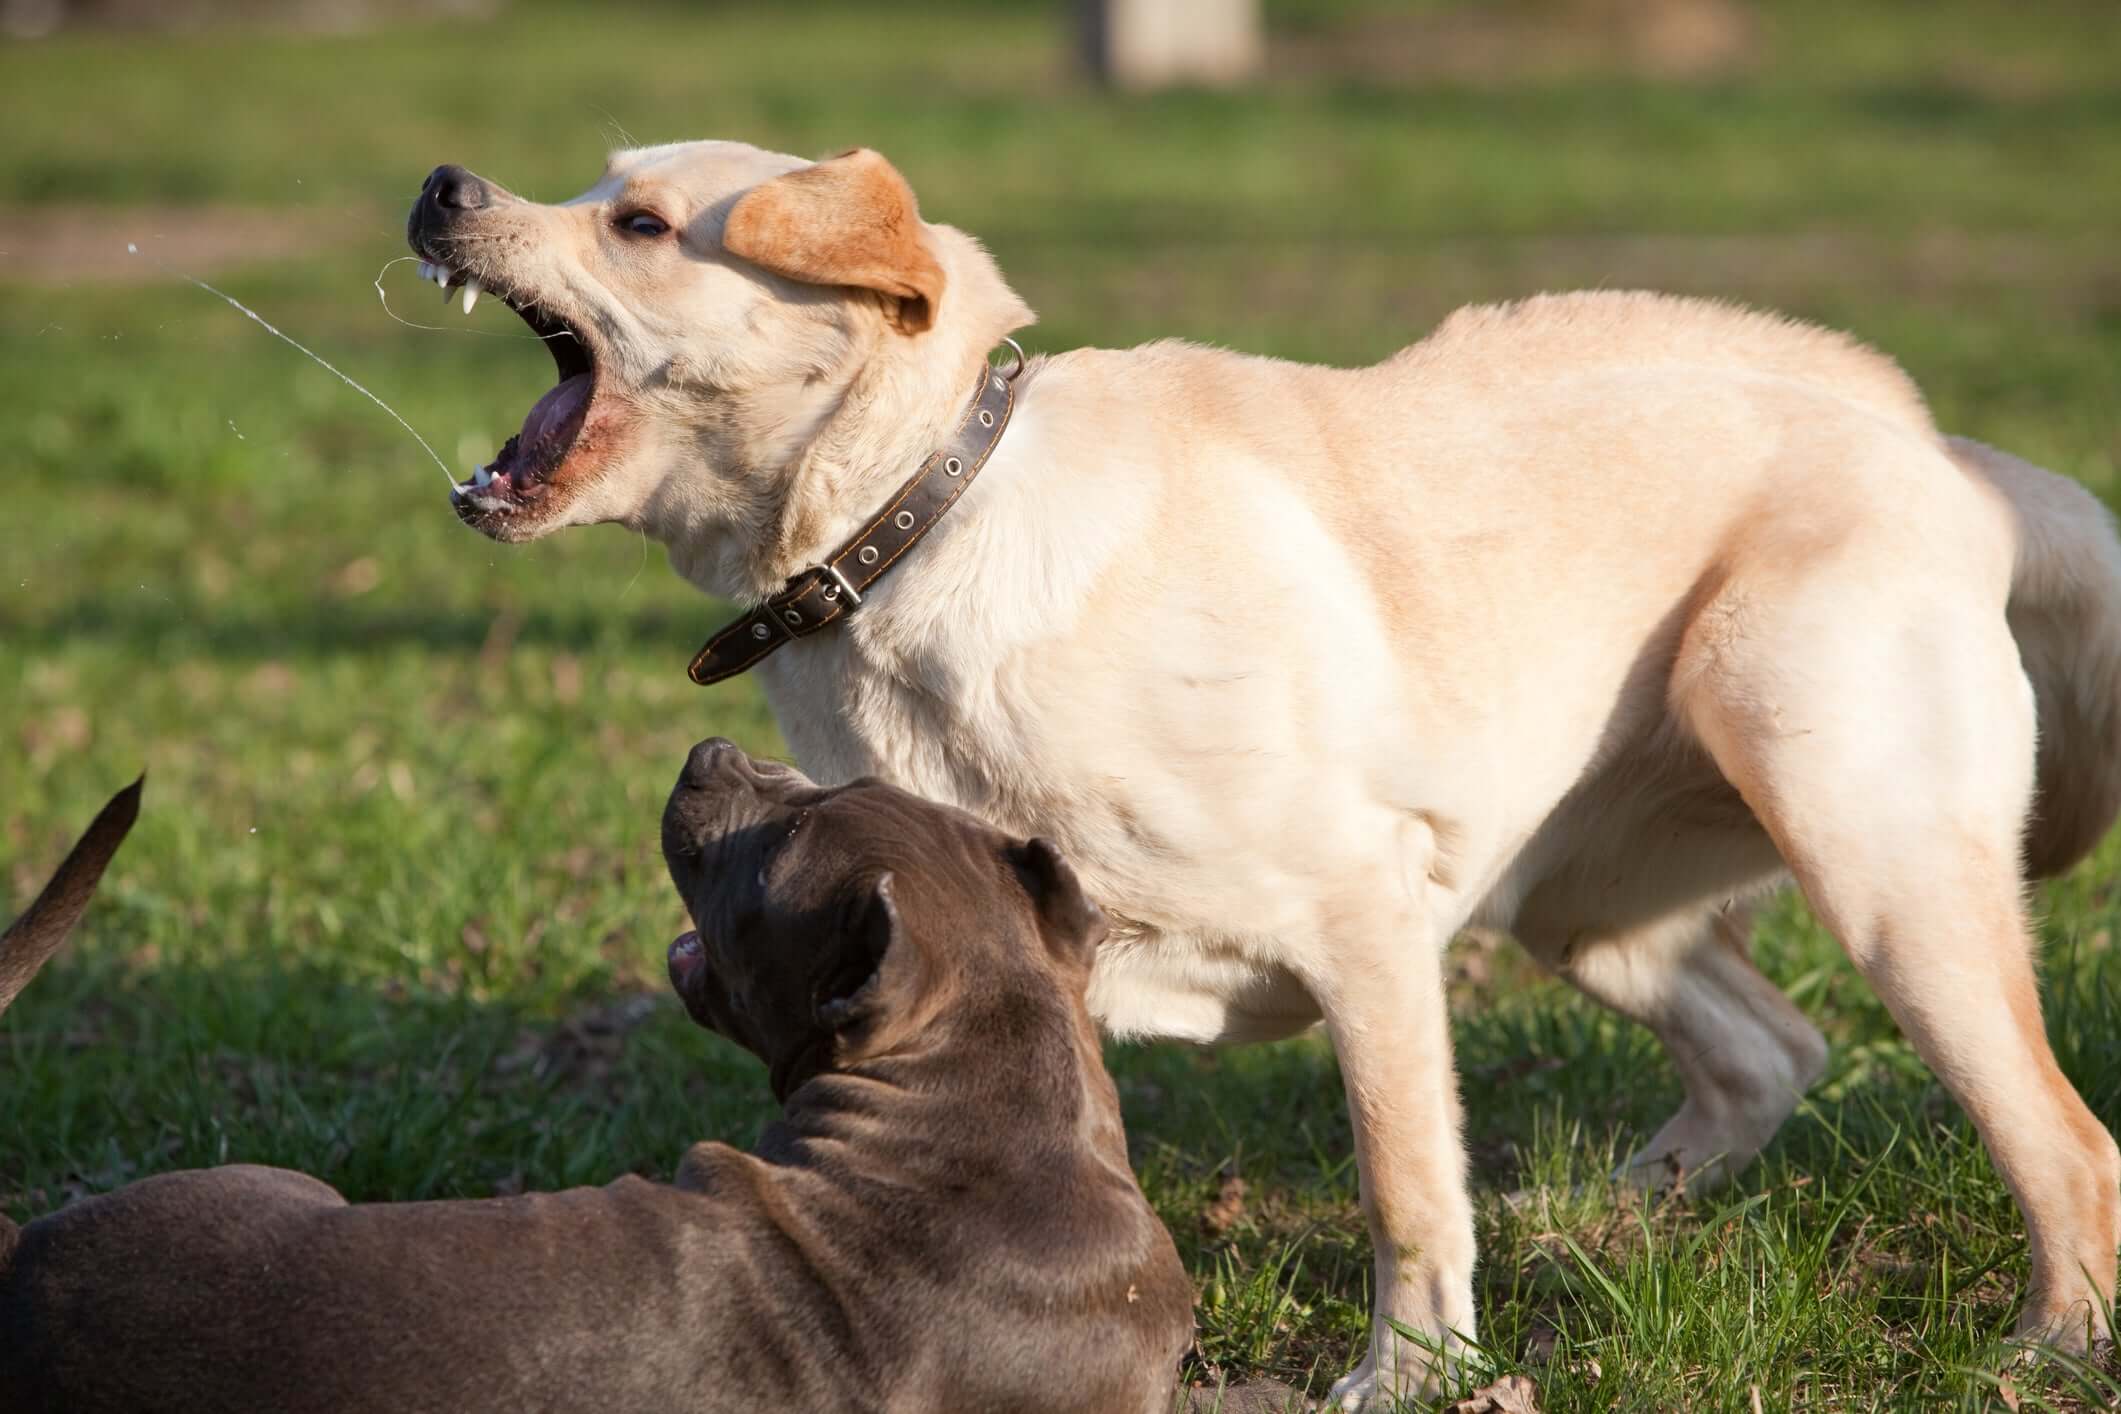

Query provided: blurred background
[4,2,2120,1404]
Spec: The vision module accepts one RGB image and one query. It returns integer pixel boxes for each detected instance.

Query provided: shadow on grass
[11,920,2121,1407]
[1,949,775,1223]
[1125,924,2121,1401]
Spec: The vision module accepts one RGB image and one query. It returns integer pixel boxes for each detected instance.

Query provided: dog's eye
[755,809,812,888]
[618,211,670,239]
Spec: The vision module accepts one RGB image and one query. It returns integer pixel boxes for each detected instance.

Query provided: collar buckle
[819,561,864,609]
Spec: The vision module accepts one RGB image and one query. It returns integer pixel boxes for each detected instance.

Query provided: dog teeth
[433,262,453,289]
[473,464,494,488]
[461,278,481,315]
[417,260,436,282]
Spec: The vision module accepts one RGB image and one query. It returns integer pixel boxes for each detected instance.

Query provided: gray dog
[0,751,1193,1413]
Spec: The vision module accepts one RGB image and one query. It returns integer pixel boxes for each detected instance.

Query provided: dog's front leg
[1308,909,1476,1410]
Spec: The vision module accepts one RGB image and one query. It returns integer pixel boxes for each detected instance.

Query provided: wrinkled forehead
[802,784,1009,878]
[567,140,808,216]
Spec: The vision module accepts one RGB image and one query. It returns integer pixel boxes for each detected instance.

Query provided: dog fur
[0,763,1193,1412]
[410,141,2121,1405]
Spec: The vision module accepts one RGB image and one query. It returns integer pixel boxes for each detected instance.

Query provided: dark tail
[0,777,143,1017]
[1,776,140,1270]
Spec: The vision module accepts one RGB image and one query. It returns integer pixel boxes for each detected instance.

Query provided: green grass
[4,2,2121,1407]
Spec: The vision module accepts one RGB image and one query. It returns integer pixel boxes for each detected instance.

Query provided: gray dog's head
[660,739,1105,1099]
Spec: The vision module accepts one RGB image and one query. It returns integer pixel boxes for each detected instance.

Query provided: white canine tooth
[435,263,453,288]
[461,278,481,315]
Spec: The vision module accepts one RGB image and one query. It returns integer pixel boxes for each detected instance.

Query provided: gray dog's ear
[721,148,944,336]
[814,871,906,1035]
[1008,837,1108,960]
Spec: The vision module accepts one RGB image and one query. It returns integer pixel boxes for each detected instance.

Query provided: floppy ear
[722,148,945,335]
[1007,837,1108,962]
[813,871,908,1036]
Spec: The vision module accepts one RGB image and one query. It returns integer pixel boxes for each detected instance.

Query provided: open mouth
[667,930,712,1015]
[668,930,705,983]
[411,256,598,528]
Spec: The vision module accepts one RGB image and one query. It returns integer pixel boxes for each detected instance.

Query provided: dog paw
[1324,1361,1388,1412]
[1327,1332,1488,1410]
[2012,1297,2107,1359]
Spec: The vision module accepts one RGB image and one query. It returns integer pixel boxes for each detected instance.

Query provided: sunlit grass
[5,2,2121,1406]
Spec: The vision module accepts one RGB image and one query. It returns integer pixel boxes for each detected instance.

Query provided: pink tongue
[520,373,591,450]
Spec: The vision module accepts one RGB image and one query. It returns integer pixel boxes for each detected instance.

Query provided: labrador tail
[1953,437,2121,877]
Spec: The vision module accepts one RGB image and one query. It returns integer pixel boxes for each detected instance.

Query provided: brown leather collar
[687,355,1020,686]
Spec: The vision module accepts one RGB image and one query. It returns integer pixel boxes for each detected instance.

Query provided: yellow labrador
[407,143,2121,1406]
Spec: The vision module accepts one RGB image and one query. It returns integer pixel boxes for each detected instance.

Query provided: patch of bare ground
[1197,1176,1364,1264]
[1055,229,2121,345]
[488,992,663,1099]
[0,204,352,284]
[1182,1375,1317,1412]
[2,0,500,41]
[1274,0,1760,85]
[1502,1179,1668,1272]
[1436,230,2121,312]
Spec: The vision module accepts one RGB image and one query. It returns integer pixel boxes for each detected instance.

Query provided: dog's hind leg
[1678,561,2121,1351]
[1518,897,1826,1192]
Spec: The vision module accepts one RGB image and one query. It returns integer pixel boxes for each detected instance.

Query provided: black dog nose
[683,738,741,789]
[424,164,491,212]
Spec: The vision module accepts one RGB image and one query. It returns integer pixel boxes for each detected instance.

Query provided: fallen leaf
[493,994,662,1091]
[1201,1170,1248,1236]
[551,654,583,703]
[329,557,381,596]
[1444,1373,1541,1414]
